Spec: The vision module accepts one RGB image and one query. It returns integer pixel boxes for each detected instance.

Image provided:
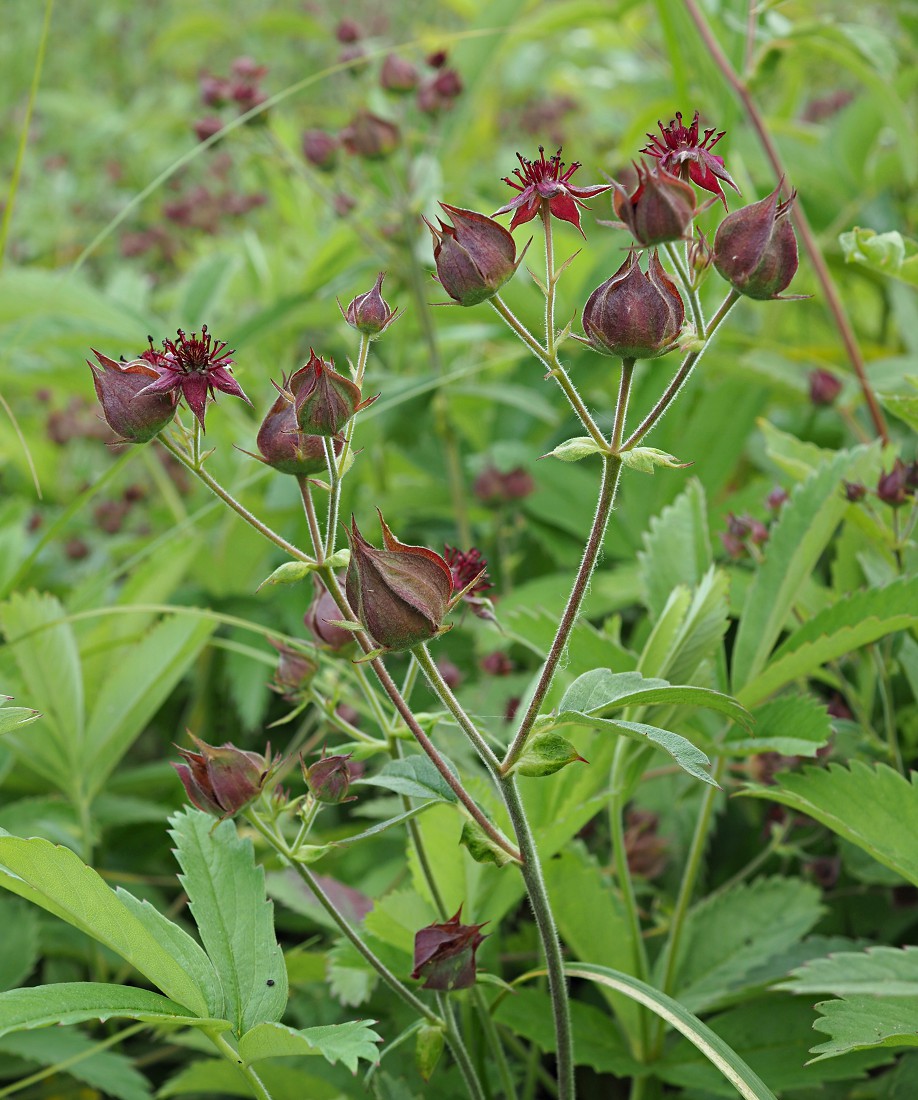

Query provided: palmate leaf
[739,575,918,706]
[731,444,882,692]
[169,809,287,1036]
[666,877,825,1013]
[779,945,918,997]
[0,832,209,1016]
[742,762,918,887]
[238,1020,382,1072]
[809,997,918,1061]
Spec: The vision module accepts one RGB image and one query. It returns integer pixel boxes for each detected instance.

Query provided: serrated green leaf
[620,446,690,474]
[0,834,209,1015]
[565,964,777,1100]
[639,567,729,684]
[731,444,881,690]
[638,480,712,621]
[780,946,918,997]
[668,878,825,1012]
[0,1028,152,1100]
[739,575,918,706]
[743,762,918,887]
[358,755,458,803]
[557,668,751,730]
[84,615,214,797]
[157,1057,341,1099]
[0,592,84,789]
[552,712,716,785]
[759,419,834,481]
[169,809,287,1035]
[238,1019,381,1072]
[810,997,918,1060]
[542,435,607,462]
[723,694,831,757]
[880,390,918,433]
[327,939,379,1007]
[0,983,226,1039]
[115,890,224,1019]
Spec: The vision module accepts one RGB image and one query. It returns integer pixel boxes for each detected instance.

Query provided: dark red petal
[547,192,583,232]
[181,374,211,428]
[209,365,252,404]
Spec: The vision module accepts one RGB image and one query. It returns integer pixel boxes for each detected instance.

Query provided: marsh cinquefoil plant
[1,104,917,1100]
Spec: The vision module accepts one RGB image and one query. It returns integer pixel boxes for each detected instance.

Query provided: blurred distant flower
[808,368,842,406]
[268,639,317,701]
[876,459,911,508]
[381,53,419,94]
[341,111,400,159]
[495,145,610,235]
[473,465,534,505]
[642,110,739,207]
[302,129,339,171]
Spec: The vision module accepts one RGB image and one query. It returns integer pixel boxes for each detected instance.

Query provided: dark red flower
[494,146,610,235]
[138,326,250,431]
[411,907,487,991]
[642,110,739,207]
[444,545,494,621]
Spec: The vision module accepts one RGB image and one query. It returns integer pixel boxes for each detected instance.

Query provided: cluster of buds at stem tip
[302,749,357,804]
[88,350,178,444]
[610,163,696,246]
[582,252,685,360]
[714,183,802,300]
[340,272,400,338]
[345,512,455,651]
[423,204,524,307]
[411,907,488,991]
[173,736,274,818]
[292,349,377,437]
[252,369,343,476]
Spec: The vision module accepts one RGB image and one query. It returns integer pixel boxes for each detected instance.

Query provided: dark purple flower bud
[714,184,800,300]
[582,252,684,360]
[194,116,224,143]
[340,111,400,159]
[473,465,534,505]
[827,693,853,720]
[304,579,354,650]
[480,651,515,676]
[200,73,230,108]
[437,659,463,691]
[411,907,487,991]
[766,486,789,512]
[343,272,399,337]
[292,349,376,437]
[748,518,769,545]
[805,855,840,891]
[302,129,339,171]
[88,350,178,444]
[808,368,842,406]
[612,163,696,246]
[302,750,357,804]
[231,56,268,80]
[380,53,419,93]
[335,17,362,42]
[173,736,272,817]
[254,373,339,476]
[423,204,520,307]
[345,513,454,651]
[624,809,668,879]
[269,639,317,701]
[843,480,867,502]
[876,459,910,508]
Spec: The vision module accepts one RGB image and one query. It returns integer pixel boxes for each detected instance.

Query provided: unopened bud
[173,736,272,817]
[343,272,399,337]
[340,111,400,159]
[302,751,357,804]
[612,164,696,246]
[380,53,419,93]
[808,368,842,406]
[88,350,178,444]
[713,183,800,300]
[411,907,487,991]
[423,204,521,307]
[304,579,354,650]
[255,375,340,476]
[302,129,339,171]
[582,252,684,360]
[292,350,376,437]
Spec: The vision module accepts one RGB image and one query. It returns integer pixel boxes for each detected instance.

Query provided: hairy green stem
[502,454,622,772]
[437,994,487,1100]
[206,1029,273,1100]
[499,776,574,1100]
[541,203,558,359]
[622,290,739,451]
[297,476,324,562]
[680,0,889,444]
[157,434,312,563]
[489,295,608,452]
[663,242,705,338]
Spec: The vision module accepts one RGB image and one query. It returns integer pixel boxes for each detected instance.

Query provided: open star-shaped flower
[642,110,739,207]
[494,145,610,235]
[137,325,250,430]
